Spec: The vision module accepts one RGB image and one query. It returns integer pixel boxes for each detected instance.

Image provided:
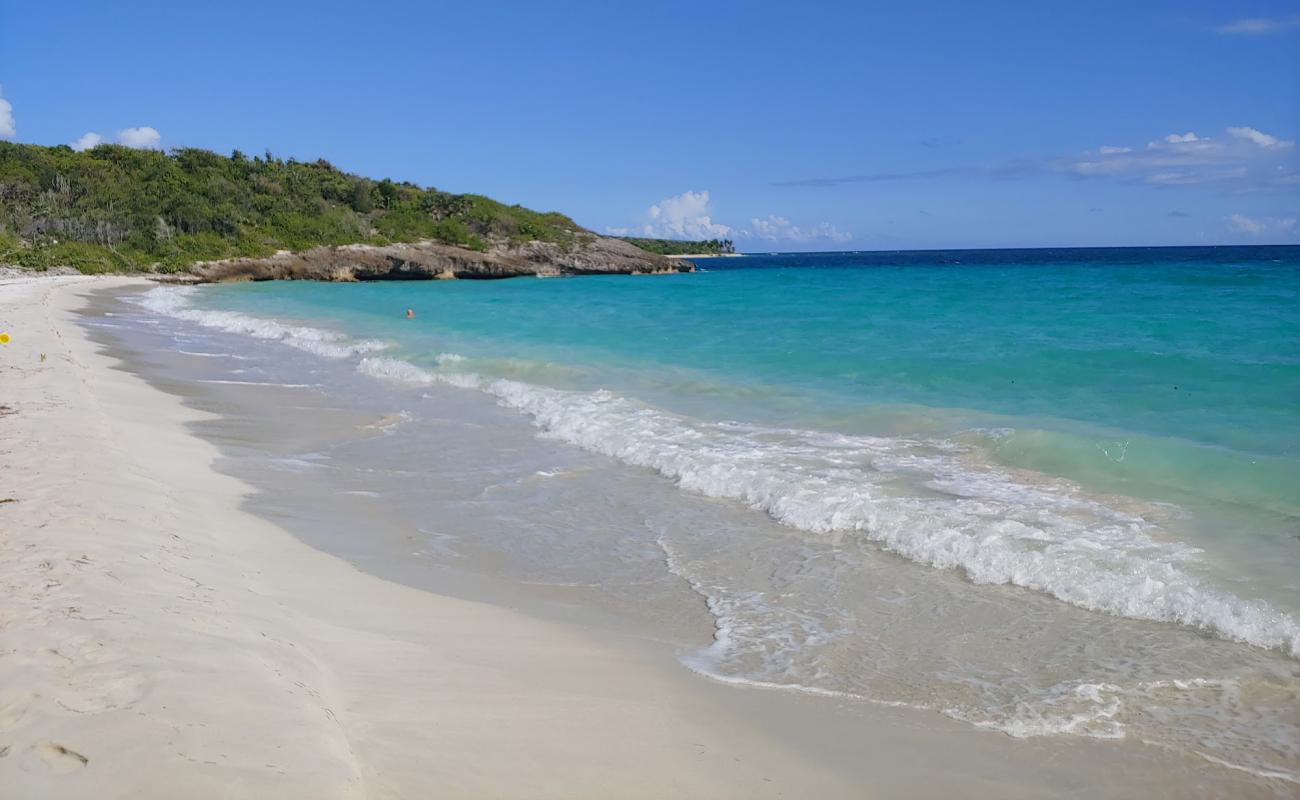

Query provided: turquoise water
[192,248,1300,606]
[129,245,1300,784]
[207,249,1300,453]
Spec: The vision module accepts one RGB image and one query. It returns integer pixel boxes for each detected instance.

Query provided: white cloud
[609,191,851,245]
[621,190,733,239]
[1227,126,1293,149]
[117,126,161,149]
[66,126,166,151]
[1216,16,1300,35]
[1227,213,1297,236]
[1138,132,1221,157]
[72,131,104,151]
[0,85,15,139]
[1228,214,1265,234]
[748,215,852,243]
[1059,126,1296,190]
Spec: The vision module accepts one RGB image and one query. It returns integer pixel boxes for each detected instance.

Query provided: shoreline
[664,252,745,258]
[1,275,850,798]
[0,275,1267,798]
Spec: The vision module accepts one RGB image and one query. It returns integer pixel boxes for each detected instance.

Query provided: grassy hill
[0,143,732,275]
[0,142,596,273]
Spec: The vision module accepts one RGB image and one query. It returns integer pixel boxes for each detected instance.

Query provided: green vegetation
[0,142,590,273]
[613,236,735,256]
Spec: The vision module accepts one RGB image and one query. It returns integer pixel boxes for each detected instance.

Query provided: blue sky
[1,0,1296,250]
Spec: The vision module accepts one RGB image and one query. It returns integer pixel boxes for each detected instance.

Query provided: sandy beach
[0,274,1271,799]
[3,1,1295,794]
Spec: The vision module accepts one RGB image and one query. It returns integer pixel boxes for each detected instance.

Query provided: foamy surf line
[134,286,1300,660]
[136,286,387,359]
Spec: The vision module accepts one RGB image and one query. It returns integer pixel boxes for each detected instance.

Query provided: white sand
[0,275,1263,799]
[0,275,851,798]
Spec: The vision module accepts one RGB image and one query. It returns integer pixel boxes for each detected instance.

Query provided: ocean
[106,246,1298,787]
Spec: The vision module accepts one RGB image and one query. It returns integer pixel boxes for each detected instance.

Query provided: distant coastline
[664,252,746,259]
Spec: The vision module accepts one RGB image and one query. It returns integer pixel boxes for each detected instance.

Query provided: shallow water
[103,246,1299,790]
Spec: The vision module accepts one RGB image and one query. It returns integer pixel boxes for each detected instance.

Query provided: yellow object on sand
[0,332,10,344]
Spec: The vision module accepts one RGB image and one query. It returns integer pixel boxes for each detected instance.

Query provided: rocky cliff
[192,235,693,283]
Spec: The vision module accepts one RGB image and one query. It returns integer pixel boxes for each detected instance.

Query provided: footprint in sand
[20,742,89,774]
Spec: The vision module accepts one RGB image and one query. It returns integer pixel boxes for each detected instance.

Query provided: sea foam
[137,286,387,359]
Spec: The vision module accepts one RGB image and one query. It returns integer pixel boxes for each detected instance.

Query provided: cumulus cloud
[608,190,851,245]
[1227,126,1293,149]
[72,131,104,151]
[1227,213,1297,236]
[609,190,734,239]
[68,126,164,151]
[748,215,852,243]
[0,85,15,139]
[1216,16,1300,35]
[117,126,161,149]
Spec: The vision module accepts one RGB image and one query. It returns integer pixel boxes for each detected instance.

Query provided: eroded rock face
[191,236,692,282]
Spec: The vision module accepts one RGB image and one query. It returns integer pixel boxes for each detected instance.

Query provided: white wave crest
[521,386,1300,657]
[360,356,1300,659]
[135,286,386,359]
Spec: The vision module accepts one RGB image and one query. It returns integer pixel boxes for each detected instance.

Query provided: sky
[1,0,1297,250]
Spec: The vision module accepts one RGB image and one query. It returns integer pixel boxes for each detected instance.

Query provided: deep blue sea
[127,245,1300,784]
